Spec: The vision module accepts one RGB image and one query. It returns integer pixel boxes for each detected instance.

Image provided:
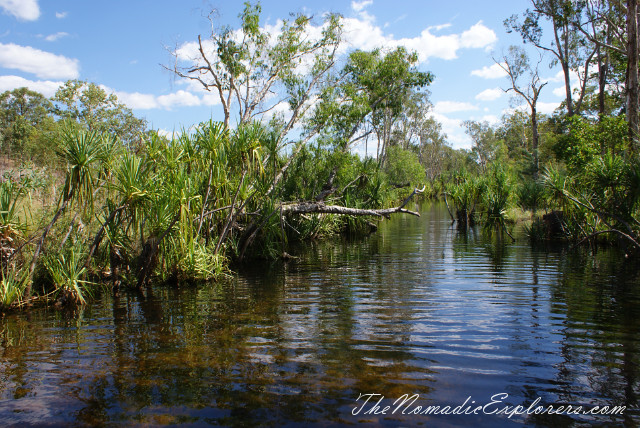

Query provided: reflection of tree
[2,203,639,426]
[539,250,640,425]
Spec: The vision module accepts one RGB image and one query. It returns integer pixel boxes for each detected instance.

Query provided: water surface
[1,203,639,426]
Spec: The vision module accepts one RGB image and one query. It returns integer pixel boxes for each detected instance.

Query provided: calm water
[1,203,640,427]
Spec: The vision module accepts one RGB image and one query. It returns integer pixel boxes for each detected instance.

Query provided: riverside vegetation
[2,0,640,310]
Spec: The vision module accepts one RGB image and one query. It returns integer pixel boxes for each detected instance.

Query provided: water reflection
[0,203,639,426]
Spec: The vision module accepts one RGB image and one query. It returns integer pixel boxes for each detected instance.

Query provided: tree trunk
[627,0,640,150]
[531,104,539,180]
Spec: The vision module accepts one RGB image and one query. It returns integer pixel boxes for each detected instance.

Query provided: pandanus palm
[85,152,151,267]
[26,126,103,299]
[214,122,265,255]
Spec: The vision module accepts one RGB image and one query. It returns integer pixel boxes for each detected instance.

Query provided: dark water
[1,203,640,427]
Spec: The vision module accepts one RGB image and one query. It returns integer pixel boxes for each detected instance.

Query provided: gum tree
[496,46,548,178]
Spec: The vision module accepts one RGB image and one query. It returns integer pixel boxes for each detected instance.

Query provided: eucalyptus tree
[53,80,147,145]
[496,46,548,178]
[505,0,597,117]
[0,87,55,159]
[311,47,433,163]
[168,2,341,139]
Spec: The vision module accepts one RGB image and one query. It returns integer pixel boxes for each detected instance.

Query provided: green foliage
[383,146,425,187]
[44,244,94,305]
[517,179,546,212]
[481,166,512,229]
[448,171,482,225]
[53,80,147,145]
[0,268,27,309]
[0,180,25,241]
[464,120,507,170]
[58,125,104,209]
[0,87,58,163]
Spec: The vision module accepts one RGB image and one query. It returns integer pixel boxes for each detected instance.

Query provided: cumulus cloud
[0,0,39,21]
[470,63,507,79]
[0,43,79,79]
[55,11,67,19]
[44,32,69,42]
[102,85,222,111]
[0,75,63,97]
[178,15,497,69]
[475,87,503,101]
[459,21,496,49]
[340,18,497,62]
[433,100,479,114]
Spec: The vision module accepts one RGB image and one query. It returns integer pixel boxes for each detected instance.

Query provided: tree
[0,88,55,160]
[496,46,548,178]
[505,0,597,116]
[311,47,433,164]
[343,47,432,165]
[53,80,147,145]
[626,0,639,148]
[168,2,341,140]
[463,120,505,171]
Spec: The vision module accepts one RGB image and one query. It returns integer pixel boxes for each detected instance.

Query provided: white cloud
[503,101,561,116]
[0,43,79,79]
[475,87,503,101]
[433,100,479,114]
[459,21,497,49]
[536,101,561,115]
[55,11,67,19]
[428,23,452,32]
[351,0,373,12]
[552,86,565,97]
[0,0,39,21]
[113,91,158,109]
[470,63,507,79]
[0,75,63,97]
[102,85,221,111]
[468,114,500,124]
[44,32,69,42]
[157,90,202,109]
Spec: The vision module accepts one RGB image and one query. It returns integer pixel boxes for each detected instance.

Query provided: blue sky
[0,0,568,150]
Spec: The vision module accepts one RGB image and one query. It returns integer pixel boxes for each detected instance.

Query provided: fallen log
[237,186,425,261]
[281,202,420,218]
[282,186,425,219]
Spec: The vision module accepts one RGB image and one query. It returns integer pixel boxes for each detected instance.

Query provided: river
[1,203,639,427]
